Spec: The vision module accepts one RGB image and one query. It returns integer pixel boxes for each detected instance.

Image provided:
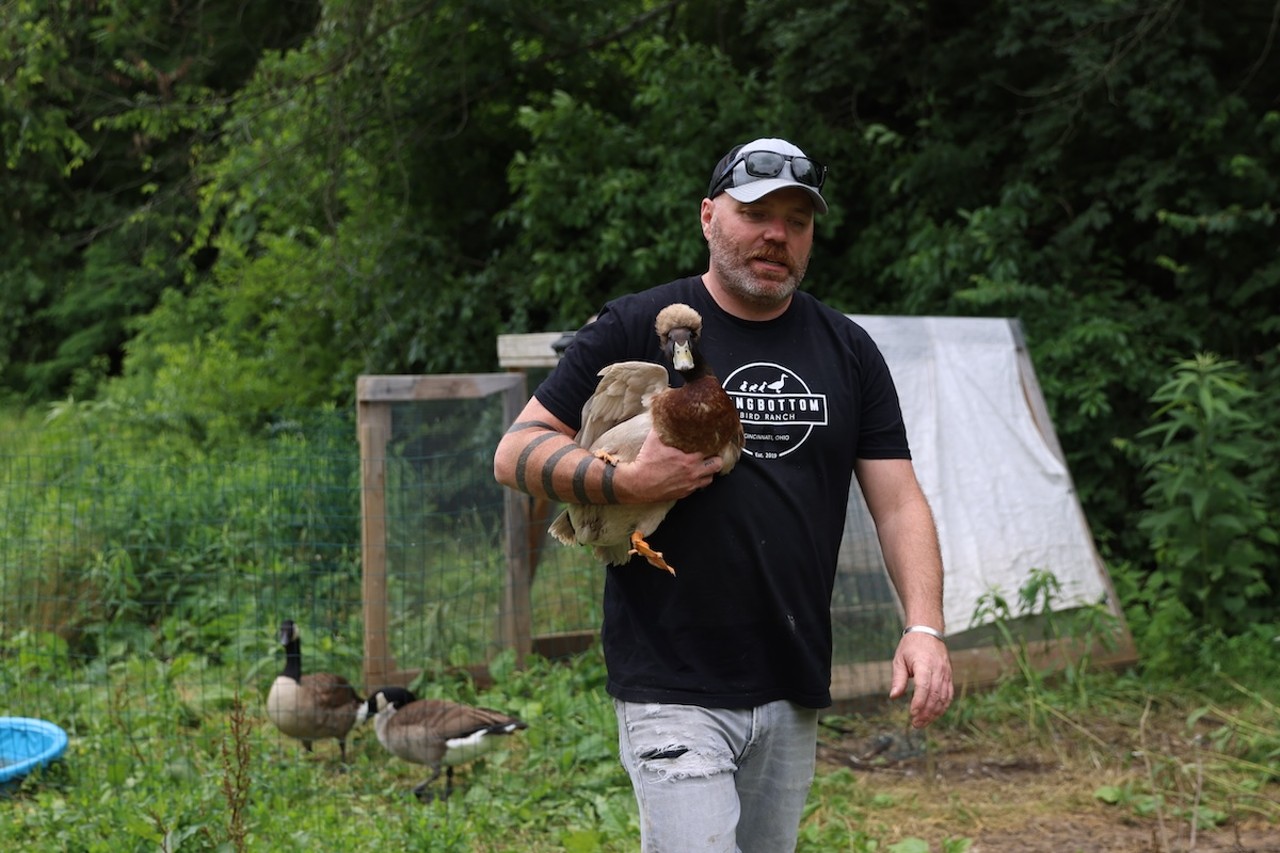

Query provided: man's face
[703,188,814,311]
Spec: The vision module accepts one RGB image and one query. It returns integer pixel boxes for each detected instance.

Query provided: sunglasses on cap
[709,149,828,198]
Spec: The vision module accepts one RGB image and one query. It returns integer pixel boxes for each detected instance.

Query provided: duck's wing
[548,407,654,544]
[577,362,669,449]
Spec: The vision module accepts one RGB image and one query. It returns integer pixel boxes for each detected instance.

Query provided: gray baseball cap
[706,137,828,213]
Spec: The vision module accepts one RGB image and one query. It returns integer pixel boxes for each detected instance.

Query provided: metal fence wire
[1,414,367,742]
[0,404,616,762]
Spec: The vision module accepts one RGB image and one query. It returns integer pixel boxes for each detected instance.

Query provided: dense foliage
[3,1,1278,653]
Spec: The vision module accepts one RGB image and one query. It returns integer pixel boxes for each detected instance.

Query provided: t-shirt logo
[723,362,829,459]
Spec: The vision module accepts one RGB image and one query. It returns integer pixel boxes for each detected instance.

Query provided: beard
[706,215,810,310]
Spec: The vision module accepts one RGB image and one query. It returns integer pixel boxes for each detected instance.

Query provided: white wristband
[902,625,945,642]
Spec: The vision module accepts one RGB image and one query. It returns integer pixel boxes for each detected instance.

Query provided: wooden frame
[357,373,531,692]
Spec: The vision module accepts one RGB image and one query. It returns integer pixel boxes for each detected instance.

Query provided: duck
[358,686,528,802]
[548,302,743,575]
[265,619,363,763]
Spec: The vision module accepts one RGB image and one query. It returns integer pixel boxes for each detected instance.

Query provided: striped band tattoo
[506,420,558,434]
[601,459,617,504]
[571,455,594,504]
[541,444,577,503]
[514,431,562,495]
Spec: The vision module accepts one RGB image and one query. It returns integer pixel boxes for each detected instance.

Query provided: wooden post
[499,376,533,664]
[358,396,393,692]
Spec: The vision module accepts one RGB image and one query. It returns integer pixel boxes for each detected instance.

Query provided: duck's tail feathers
[548,510,576,546]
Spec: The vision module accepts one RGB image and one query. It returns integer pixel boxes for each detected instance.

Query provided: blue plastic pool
[0,717,69,788]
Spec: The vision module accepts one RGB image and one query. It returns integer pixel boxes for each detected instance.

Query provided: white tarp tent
[839,316,1121,635]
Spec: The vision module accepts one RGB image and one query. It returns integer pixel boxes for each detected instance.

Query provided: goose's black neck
[282,640,303,682]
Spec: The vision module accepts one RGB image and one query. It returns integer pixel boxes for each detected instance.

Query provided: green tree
[0,0,319,401]
[115,0,717,434]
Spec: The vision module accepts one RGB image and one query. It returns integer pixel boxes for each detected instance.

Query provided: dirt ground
[817,722,1280,853]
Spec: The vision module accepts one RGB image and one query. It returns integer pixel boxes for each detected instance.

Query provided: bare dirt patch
[818,718,1280,852]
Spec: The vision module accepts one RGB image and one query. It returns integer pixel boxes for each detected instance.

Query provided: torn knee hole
[638,746,689,761]
[634,744,735,780]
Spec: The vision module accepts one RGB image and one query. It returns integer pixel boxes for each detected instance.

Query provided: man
[493,137,953,851]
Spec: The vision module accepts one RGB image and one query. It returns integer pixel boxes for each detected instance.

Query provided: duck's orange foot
[629,531,676,576]
[593,449,622,466]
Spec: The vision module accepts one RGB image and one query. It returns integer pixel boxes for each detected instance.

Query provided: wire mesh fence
[0,401,619,779]
[0,414,365,746]
[366,391,606,680]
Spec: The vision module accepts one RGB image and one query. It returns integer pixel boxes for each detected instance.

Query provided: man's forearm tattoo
[514,431,561,495]
[540,444,577,503]
[571,455,594,504]
[509,422,622,504]
[601,459,617,504]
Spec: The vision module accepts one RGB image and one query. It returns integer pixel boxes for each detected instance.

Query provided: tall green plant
[1130,354,1276,649]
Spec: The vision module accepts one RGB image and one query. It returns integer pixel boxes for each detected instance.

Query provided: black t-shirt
[535,276,911,709]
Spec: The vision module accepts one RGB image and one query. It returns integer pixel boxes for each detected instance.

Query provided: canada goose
[265,619,363,763]
[358,686,528,801]
[548,302,744,575]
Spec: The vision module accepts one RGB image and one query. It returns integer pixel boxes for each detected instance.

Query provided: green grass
[3,648,634,852]
[3,640,1277,852]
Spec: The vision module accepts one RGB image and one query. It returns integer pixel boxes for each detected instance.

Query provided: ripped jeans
[614,699,818,853]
